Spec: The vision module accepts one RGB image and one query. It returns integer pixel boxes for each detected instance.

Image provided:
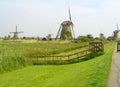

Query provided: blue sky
[0,0,120,38]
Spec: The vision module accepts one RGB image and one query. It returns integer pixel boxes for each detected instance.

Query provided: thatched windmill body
[56,8,75,40]
[10,25,23,39]
[113,24,120,40]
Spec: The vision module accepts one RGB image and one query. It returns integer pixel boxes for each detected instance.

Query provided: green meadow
[0,41,88,73]
[0,41,115,87]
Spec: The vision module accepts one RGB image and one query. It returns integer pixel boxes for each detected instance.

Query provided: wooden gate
[89,42,104,53]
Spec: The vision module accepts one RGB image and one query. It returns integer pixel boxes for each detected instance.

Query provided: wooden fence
[33,49,90,64]
[89,42,104,53]
[30,42,105,64]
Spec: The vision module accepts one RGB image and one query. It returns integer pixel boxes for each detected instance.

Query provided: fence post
[86,50,87,55]
[37,56,38,63]
[68,55,70,60]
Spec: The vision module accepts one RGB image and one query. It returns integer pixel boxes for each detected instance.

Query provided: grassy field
[0,42,115,87]
[0,40,88,73]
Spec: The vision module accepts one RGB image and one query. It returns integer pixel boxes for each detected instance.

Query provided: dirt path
[107,44,120,87]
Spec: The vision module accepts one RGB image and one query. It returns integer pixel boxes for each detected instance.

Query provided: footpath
[107,44,120,87]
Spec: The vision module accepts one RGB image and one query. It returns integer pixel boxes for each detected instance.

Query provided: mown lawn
[0,42,115,87]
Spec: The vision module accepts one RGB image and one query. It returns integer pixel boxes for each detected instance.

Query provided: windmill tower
[56,8,75,40]
[113,24,120,40]
[10,25,23,39]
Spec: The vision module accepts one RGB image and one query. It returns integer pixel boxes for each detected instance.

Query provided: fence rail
[32,49,90,64]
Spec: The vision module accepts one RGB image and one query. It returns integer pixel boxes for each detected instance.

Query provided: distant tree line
[2,33,120,42]
[75,34,106,43]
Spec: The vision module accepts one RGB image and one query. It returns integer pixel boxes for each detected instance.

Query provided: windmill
[10,25,23,39]
[56,8,75,40]
[113,23,120,40]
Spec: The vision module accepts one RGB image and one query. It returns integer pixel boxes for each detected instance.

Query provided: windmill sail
[16,25,17,32]
[10,25,23,39]
[55,25,62,39]
[69,7,72,21]
[117,23,120,31]
[71,24,75,40]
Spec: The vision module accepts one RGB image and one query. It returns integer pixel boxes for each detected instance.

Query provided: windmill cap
[61,21,73,25]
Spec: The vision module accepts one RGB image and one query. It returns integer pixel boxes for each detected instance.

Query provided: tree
[77,34,94,42]
[3,35,11,40]
[86,34,94,41]
[107,36,113,41]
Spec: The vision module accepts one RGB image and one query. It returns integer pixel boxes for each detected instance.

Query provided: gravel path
[107,44,120,87]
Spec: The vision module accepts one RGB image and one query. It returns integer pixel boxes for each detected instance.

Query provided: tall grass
[0,43,27,73]
[0,41,88,73]
[24,42,88,57]
[0,56,26,73]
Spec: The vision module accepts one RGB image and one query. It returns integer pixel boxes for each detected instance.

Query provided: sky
[0,0,120,38]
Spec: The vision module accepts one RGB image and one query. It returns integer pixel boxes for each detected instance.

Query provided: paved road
[107,45,120,87]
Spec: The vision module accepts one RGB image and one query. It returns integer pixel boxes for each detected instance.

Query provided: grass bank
[0,42,115,87]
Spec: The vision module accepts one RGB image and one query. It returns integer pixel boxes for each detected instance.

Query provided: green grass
[0,41,88,73]
[118,45,120,50]
[23,42,88,57]
[0,41,88,57]
[0,42,115,87]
